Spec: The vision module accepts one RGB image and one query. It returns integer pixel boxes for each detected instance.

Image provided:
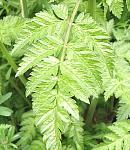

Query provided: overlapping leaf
[0,16,25,45]
[106,0,124,18]
[93,121,130,150]
[104,42,130,101]
[15,4,114,149]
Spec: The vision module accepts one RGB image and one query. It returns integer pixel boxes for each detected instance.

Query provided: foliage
[17,111,46,150]
[105,0,124,18]
[93,121,130,150]
[14,2,114,149]
[117,101,130,120]
[0,15,25,45]
[0,0,130,150]
[0,92,13,116]
[0,124,18,150]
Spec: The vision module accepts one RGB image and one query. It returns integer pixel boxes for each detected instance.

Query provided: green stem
[86,98,98,125]
[88,0,96,18]
[56,0,81,102]
[0,42,27,86]
[20,0,28,18]
[60,0,81,62]
[56,0,81,109]
[57,0,80,94]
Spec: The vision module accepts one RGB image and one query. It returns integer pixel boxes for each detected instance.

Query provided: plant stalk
[56,0,81,96]
[86,98,98,125]
[60,0,81,62]
[0,42,27,86]
[20,0,28,18]
[88,0,96,18]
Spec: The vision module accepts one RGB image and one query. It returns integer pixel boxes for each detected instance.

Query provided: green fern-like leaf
[64,117,84,150]
[17,111,38,147]
[15,3,114,149]
[0,124,18,150]
[24,139,46,150]
[117,101,130,120]
[104,41,130,101]
[0,16,25,45]
[106,0,124,18]
[52,3,68,20]
[104,58,130,101]
[11,11,61,57]
[19,138,46,150]
[93,121,130,150]
[17,111,46,150]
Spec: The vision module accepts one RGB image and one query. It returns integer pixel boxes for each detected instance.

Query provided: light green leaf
[106,0,113,6]
[106,0,124,18]
[0,92,12,105]
[60,97,79,120]
[15,7,114,150]
[0,124,17,149]
[0,106,13,116]
[93,121,130,150]
[117,102,130,120]
[0,16,25,45]
[52,4,68,20]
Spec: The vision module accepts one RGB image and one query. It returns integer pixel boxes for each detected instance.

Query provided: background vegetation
[0,0,130,149]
